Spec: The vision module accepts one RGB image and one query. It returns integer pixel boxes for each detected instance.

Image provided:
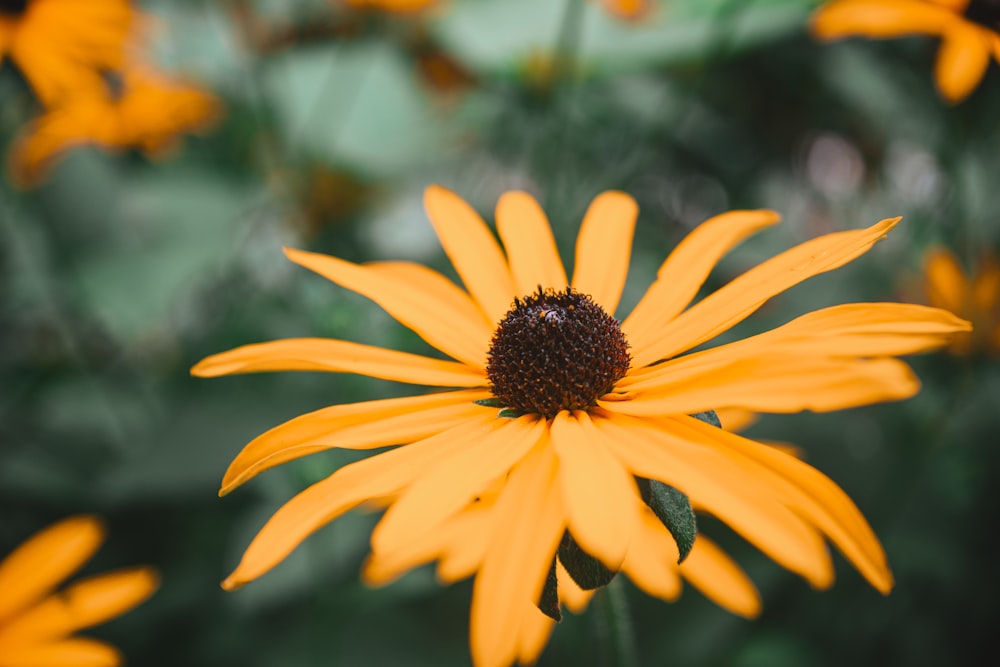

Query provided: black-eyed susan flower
[811,0,1000,103]
[0,0,133,107]
[8,65,221,186]
[340,0,441,14]
[0,515,158,667]
[923,245,1000,355]
[194,186,970,667]
[599,0,650,22]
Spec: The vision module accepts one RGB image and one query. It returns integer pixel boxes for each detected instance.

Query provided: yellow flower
[340,0,441,14]
[0,516,158,667]
[0,0,133,107]
[599,0,650,22]
[811,0,1000,103]
[194,186,969,667]
[8,65,221,187]
[923,245,1000,355]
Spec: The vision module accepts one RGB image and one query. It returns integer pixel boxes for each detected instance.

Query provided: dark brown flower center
[0,0,29,16]
[966,0,1000,29]
[486,287,630,419]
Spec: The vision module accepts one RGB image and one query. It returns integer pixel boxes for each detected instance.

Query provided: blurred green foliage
[2,0,999,665]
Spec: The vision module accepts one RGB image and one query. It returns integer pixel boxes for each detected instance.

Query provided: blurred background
[2,0,999,665]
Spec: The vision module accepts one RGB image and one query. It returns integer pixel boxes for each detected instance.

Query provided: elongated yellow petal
[220,389,493,495]
[608,357,920,415]
[935,21,992,102]
[550,412,639,570]
[0,517,103,623]
[620,509,683,602]
[515,603,557,666]
[593,412,833,588]
[371,416,547,556]
[495,192,568,295]
[570,191,638,316]
[435,504,494,584]
[811,0,955,39]
[285,248,492,368]
[623,209,781,350]
[679,535,761,618]
[631,217,901,367]
[0,637,120,667]
[0,568,158,643]
[623,302,969,389]
[363,501,489,586]
[424,185,517,324]
[470,442,563,667]
[191,338,486,388]
[222,413,497,589]
[674,415,893,593]
[924,247,969,314]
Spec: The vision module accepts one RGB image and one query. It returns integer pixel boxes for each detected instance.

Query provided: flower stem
[594,577,639,667]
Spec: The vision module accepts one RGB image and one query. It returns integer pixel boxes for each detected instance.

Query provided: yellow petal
[220,389,493,495]
[363,502,486,586]
[495,191,568,295]
[675,416,893,593]
[619,510,683,602]
[935,21,992,103]
[630,217,901,367]
[0,637,120,667]
[515,602,557,666]
[570,191,638,315]
[550,411,639,570]
[679,535,761,618]
[623,301,970,389]
[222,413,497,589]
[972,255,1000,317]
[470,441,563,667]
[191,338,486,388]
[811,0,955,40]
[424,185,517,324]
[0,568,157,643]
[924,247,969,314]
[435,504,494,584]
[371,416,547,556]
[285,248,491,368]
[623,209,780,352]
[592,412,833,588]
[608,356,920,415]
[0,517,103,623]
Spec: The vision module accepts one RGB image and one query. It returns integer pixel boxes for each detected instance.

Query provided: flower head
[923,245,1000,355]
[0,516,158,667]
[0,0,134,106]
[811,0,1000,103]
[194,186,970,667]
[8,65,221,187]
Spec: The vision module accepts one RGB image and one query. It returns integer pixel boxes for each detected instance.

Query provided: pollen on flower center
[486,287,631,419]
[966,0,1000,28]
[0,0,29,16]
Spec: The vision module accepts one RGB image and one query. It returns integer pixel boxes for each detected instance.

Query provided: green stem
[594,578,638,667]
[550,0,585,87]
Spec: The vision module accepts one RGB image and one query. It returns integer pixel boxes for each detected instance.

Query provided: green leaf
[263,41,455,177]
[474,397,505,408]
[497,408,524,418]
[638,477,697,564]
[557,531,617,590]
[690,409,722,428]
[537,559,562,622]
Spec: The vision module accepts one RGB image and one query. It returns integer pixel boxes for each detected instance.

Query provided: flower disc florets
[486,287,630,419]
[0,0,29,15]
[967,0,1000,28]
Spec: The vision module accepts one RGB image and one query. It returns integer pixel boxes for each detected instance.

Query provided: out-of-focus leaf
[432,0,813,79]
[71,170,254,342]
[263,41,456,177]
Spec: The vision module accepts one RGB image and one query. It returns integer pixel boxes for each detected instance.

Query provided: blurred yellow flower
[0,516,158,667]
[923,246,1000,355]
[8,66,222,186]
[811,0,1000,103]
[340,0,440,14]
[0,0,133,106]
[599,0,650,22]
[195,186,969,667]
